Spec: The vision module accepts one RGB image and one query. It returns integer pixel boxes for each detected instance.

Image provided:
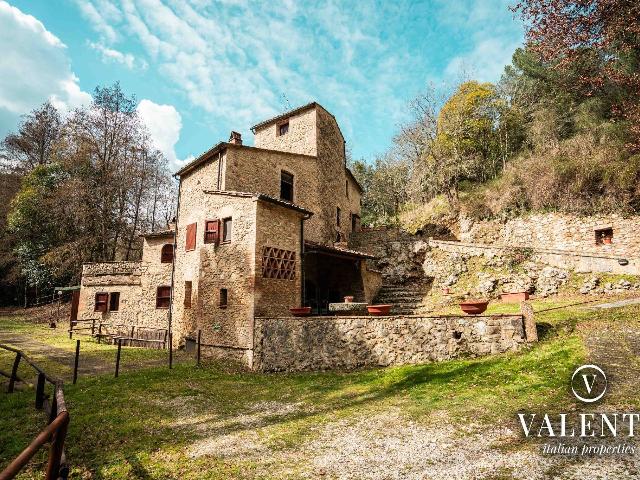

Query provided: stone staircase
[373,284,430,315]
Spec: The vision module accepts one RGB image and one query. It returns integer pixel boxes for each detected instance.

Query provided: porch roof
[304,241,376,260]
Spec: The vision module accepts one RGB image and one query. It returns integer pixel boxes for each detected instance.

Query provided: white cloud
[73,0,118,42]
[0,1,91,137]
[136,99,185,169]
[88,41,147,70]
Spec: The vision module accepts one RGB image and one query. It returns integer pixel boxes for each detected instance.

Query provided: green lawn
[1,299,637,479]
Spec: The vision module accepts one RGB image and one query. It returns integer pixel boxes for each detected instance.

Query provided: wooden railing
[0,344,69,480]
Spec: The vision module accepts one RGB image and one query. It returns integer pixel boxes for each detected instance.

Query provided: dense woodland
[0,83,175,305]
[352,0,640,230]
[1,0,639,304]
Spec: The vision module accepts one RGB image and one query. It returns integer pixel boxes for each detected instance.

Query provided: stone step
[375,295,425,303]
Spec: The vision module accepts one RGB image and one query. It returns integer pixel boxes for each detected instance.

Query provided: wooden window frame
[204,219,220,244]
[94,292,109,312]
[219,288,228,308]
[280,170,294,202]
[277,120,289,136]
[161,244,174,263]
[156,286,171,309]
[221,217,232,244]
[184,281,192,309]
[185,223,197,251]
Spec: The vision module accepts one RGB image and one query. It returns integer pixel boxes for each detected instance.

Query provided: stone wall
[79,260,171,328]
[253,313,526,372]
[254,201,303,317]
[254,106,318,156]
[460,213,640,258]
[172,188,257,351]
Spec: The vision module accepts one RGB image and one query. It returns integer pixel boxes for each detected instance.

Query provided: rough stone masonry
[253,313,527,372]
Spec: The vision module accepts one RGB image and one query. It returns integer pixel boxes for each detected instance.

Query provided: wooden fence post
[45,386,68,480]
[48,389,58,424]
[97,323,102,344]
[91,318,96,336]
[169,333,173,369]
[115,339,122,378]
[197,330,201,366]
[35,373,46,409]
[8,352,21,393]
[73,340,80,385]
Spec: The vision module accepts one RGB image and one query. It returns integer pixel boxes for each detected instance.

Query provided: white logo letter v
[582,374,597,394]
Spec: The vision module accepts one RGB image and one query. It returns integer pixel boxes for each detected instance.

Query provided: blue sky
[1,0,524,170]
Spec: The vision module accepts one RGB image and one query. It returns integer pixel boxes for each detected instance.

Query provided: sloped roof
[203,189,314,216]
[140,229,174,238]
[304,240,376,259]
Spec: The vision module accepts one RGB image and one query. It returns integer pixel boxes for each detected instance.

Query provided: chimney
[229,131,242,145]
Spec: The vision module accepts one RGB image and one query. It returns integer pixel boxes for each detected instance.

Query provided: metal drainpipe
[168,175,182,354]
[300,213,312,306]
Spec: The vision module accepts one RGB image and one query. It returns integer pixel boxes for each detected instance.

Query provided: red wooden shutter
[185,223,197,251]
[94,292,108,312]
[204,220,220,244]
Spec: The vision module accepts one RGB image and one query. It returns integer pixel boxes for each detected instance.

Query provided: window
[262,246,296,280]
[336,207,341,226]
[204,219,220,244]
[280,171,294,202]
[595,227,614,245]
[94,292,108,312]
[156,286,171,309]
[219,288,228,308]
[222,217,232,243]
[184,281,192,309]
[185,223,197,251]
[351,213,360,232]
[161,244,174,263]
[277,120,289,136]
[109,292,120,311]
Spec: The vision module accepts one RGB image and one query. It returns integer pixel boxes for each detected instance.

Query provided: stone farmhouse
[79,103,383,365]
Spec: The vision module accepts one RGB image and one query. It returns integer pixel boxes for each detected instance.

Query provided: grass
[1,298,639,479]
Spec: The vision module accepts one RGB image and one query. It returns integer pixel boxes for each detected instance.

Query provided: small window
[161,244,174,263]
[156,286,171,309]
[336,207,341,226]
[222,217,232,243]
[109,292,120,312]
[184,281,192,309]
[185,223,197,251]
[277,121,289,136]
[351,213,360,232]
[204,219,220,244]
[595,227,613,245]
[94,292,108,312]
[280,171,294,202]
[219,288,228,308]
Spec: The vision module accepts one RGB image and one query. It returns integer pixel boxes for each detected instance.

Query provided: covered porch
[302,241,379,315]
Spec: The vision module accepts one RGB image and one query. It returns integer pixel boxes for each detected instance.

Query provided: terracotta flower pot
[344,296,354,303]
[603,237,612,244]
[442,288,451,295]
[367,304,392,316]
[290,307,312,317]
[459,300,489,315]
[500,292,529,303]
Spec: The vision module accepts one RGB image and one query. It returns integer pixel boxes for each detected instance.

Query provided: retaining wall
[253,313,526,372]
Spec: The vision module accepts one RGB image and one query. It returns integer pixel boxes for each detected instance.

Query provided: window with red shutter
[185,223,197,251]
[204,219,220,244]
[94,292,108,312]
[156,286,171,309]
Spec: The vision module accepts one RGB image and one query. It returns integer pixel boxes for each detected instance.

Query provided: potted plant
[289,306,312,317]
[459,299,489,315]
[500,291,529,303]
[367,304,392,316]
[344,296,354,303]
